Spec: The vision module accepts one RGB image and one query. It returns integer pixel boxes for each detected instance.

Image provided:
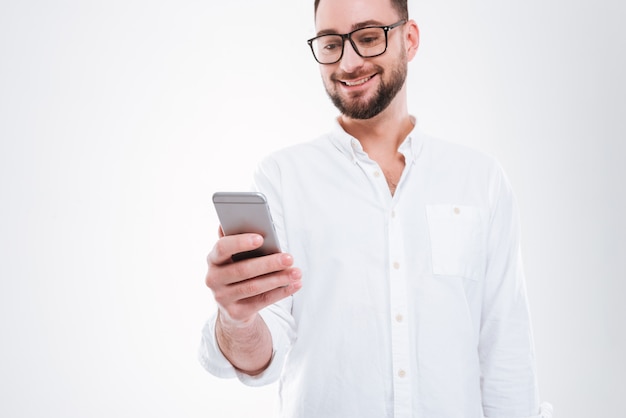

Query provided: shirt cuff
[198,305,295,387]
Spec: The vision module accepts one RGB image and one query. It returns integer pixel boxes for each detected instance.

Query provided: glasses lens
[311,35,343,64]
[352,27,387,57]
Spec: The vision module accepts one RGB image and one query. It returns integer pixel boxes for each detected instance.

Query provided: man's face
[315,0,408,120]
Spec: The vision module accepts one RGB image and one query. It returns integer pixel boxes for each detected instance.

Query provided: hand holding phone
[206,192,300,327]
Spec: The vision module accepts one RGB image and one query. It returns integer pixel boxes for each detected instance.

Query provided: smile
[341,75,375,86]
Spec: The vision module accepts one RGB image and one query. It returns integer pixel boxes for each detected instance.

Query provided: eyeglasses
[307,20,407,65]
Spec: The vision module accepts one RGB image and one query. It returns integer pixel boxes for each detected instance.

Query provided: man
[200,0,552,417]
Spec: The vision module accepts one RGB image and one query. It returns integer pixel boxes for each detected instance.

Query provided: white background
[1,0,624,417]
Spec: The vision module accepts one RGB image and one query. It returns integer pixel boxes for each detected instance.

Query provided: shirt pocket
[425,204,484,281]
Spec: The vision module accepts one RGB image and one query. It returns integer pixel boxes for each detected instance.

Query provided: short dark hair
[314,0,408,21]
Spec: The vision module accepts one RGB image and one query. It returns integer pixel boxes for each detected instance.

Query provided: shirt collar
[329,116,424,165]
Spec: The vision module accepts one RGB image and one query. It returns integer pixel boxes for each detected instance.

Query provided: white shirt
[200,120,552,418]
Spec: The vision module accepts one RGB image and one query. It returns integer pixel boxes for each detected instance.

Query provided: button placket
[354,157,393,203]
[387,203,412,417]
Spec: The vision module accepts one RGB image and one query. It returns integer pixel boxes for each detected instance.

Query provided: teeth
[344,76,371,86]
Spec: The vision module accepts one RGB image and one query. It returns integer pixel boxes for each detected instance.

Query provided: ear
[405,20,420,61]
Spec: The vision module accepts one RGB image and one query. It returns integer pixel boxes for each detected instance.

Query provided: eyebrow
[316,20,386,37]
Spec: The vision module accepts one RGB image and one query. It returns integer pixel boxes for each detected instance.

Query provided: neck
[338,91,413,158]
[338,97,414,197]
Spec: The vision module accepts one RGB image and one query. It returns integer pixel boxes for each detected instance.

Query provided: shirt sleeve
[198,300,296,387]
[479,161,551,417]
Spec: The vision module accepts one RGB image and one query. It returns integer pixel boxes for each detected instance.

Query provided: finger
[227,267,302,301]
[217,252,295,285]
[223,275,303,322]
[238,278,303,314]
[212,267,301,322]
[208,233,263,265]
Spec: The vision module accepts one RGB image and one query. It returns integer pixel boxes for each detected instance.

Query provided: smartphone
[212,191,281,261]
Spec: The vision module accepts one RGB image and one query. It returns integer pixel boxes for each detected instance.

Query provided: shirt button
[393,261,400,270]
[454,207,461,215]
[373,170,381,177]
[398,369,407,378]
[391,210,396,218]
[395,314,404,323]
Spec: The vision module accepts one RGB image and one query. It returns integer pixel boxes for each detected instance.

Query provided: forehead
[315,0,398,33]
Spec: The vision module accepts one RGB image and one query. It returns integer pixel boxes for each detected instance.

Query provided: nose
[339,39,365,73]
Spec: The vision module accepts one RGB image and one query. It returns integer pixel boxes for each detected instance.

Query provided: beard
[324,59,408,120]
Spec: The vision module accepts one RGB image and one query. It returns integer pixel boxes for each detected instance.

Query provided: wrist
[217,309,257,331]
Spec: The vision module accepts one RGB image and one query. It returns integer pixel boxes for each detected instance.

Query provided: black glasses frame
[307,19,407,65]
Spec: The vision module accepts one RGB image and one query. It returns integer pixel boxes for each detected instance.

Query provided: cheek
[320,68,336,88]
[319,67,333,79]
